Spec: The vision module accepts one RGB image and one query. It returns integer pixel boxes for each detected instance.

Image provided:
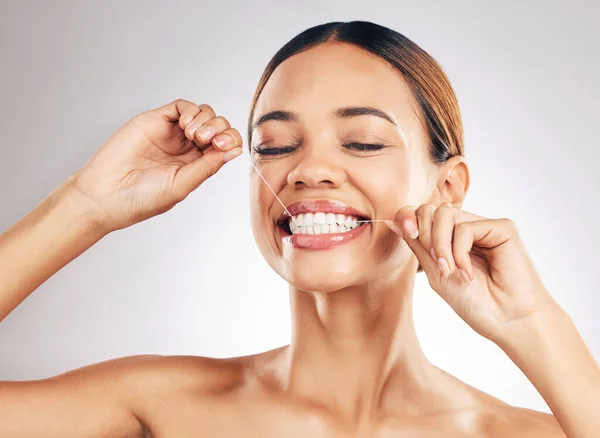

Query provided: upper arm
[490,407,567,438]
[0,355,156,438]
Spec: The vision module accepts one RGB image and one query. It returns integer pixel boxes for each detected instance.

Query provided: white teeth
[313,212,326,224]
[288,212,364,235]
[303,213,314,226]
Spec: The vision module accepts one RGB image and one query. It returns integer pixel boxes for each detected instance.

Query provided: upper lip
[276,199,370,224]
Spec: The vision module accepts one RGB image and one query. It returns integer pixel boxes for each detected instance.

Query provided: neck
[281,258,441,427]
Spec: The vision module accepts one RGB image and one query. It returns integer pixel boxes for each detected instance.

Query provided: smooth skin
[1,42,598,437]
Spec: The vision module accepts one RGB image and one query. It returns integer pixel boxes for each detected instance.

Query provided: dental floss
[249,162,394,226]
[250,161,297,227]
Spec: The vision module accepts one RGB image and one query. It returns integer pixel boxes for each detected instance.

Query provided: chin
[282,251,367,293]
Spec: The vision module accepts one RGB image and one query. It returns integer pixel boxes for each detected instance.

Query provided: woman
[0,20,597,437]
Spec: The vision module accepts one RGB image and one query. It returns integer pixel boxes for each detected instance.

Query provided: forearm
[501,303,600,438]
[0,181,108,322]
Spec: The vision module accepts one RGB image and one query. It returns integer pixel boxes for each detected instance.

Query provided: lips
[275,199,371,250]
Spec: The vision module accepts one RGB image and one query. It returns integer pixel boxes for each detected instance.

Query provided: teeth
[303,213,314,226]
[313,212,326,225]
[288,213,363,235]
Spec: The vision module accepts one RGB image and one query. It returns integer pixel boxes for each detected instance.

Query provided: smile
[276,200,371,249]
[289,213,360,235]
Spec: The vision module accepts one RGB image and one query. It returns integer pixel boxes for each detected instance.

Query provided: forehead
[253,42,421,125]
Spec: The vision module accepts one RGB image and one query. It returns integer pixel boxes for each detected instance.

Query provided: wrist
[496,300,569,356]
[55,178,113,238]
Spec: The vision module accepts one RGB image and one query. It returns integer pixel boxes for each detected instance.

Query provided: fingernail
[429,247,436,260]
[187,123,200,136]
[213,137,227,149]
[182,114,193,126]
[438,257,450,276]
[459,268,471,283]
[197,126,215,141]
[223,148,242,162]
[402,219,418,239]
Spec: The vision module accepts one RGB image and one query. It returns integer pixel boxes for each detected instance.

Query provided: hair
[248,21,464,272]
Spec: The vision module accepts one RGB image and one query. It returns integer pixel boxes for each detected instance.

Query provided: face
[249,42,438,292]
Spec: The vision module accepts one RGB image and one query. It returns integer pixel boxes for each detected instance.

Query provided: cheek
[358,159,415,219]
[249,178,271,241]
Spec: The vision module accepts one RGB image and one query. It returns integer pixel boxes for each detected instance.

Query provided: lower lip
[278,223,370,249]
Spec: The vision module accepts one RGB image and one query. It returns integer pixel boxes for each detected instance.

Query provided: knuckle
[455,221,468,234]
[433,204,451,218]
[198,104,216,117]
[499,217,517,231]
[416,203,434,219]
[213,116,231,129]
[205,162,220,179]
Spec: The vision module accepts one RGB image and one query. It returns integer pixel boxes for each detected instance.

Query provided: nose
[287,144,347,189]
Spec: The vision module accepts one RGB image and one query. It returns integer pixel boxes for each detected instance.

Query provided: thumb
[172,147,242,197]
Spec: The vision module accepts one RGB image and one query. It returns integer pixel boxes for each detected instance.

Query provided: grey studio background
[0,0,598,414]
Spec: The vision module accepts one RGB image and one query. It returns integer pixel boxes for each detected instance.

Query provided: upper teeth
[289,213,360,235]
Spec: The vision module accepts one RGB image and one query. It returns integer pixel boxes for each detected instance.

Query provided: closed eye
[252,142,386,156]
[252,145,298,156]
[344,142,386,152]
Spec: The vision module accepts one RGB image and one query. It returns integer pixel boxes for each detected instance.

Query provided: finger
[212,128,243,151]
[452,221,476,280]
[193,116,232,148]
[155,99,201,126]
[394,207,438,273]
[394,205,419,239]
[431,205,458,274]
[184,105,218,141]
[414,204,437,263]
[172,147,243,197]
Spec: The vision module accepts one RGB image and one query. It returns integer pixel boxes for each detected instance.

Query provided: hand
[68,99,243,232]
[388,204,558,345]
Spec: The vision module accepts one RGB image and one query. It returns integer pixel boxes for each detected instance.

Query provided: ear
[435,155,470,208]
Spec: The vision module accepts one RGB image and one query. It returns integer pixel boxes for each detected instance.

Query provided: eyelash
[253,143,386,156]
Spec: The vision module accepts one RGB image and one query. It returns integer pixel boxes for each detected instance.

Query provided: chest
[143,401,476,438]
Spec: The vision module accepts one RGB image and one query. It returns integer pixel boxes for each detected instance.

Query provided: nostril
[294,180,334,188]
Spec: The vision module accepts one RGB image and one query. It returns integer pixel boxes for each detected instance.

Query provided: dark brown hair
[248,21,464,272]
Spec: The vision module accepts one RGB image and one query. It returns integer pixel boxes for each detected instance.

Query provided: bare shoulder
[100,353,252,395]
[481,404,566,437]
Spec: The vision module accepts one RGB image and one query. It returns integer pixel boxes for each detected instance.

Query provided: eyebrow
[252,106,398,130]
